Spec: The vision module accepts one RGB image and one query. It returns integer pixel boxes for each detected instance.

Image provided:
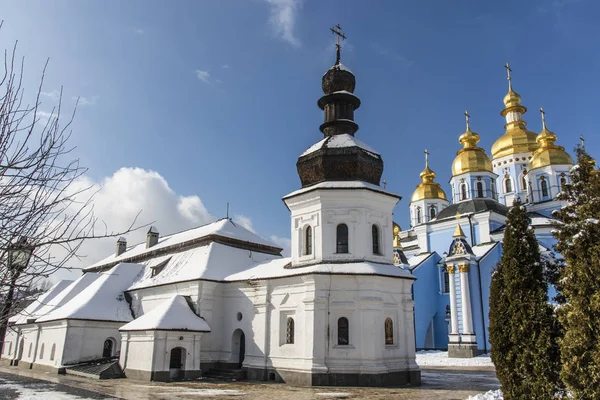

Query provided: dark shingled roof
[436,199,509,220]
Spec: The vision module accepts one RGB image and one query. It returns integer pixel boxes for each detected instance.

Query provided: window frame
[304,225,312,256]
[286,317,295,344]
[384,318,394,345]
[337,317,350,346]
[336,224,349,254]
[372,224,380,255]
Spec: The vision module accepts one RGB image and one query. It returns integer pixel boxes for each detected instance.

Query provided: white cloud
[195,69,211,84]
[74,96,98,106]
[233,214,255,233]
[41,90,61,102]
[270,235,291,257]
[265,0,302,47]
[222,64,231,69]
[134,28,145,34]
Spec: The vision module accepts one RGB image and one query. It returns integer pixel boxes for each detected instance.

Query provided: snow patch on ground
[171,389,245,396]
[416,350,495,367]
[0,382,111,399]
[466,389,503,399]
[316,393,351,398]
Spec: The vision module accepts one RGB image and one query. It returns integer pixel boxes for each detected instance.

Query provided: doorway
[102,339,114,358]
[169,347,185,380]
[231,329,245,368]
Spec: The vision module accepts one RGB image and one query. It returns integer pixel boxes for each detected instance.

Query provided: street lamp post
[0,237,34,358]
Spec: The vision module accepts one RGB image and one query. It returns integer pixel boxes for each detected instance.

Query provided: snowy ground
[0,373,115,399]
[466,389,503,399]
[416,350,495,367]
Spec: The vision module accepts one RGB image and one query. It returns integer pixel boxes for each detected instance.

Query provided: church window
[476,181,484,198]
[305,226,312,255]
[336,224,349,253]
[491,181,497,199]
[150,258,170,278]
[416,207,422,224]
[460,183,467,200]
[337,317,349,345]
[429,206,436,220]
[504,178,513,193]
[103,339,114,358]
[372,224,380,254]
[521,175,527,191]
[560,177,567,191]
[50,344,56,361]
[442,269,450,293]
[385,318,394,345]
[286,317,295,344]
[28,343,32,358]
[39,344,44,360]
[541,179,549,197]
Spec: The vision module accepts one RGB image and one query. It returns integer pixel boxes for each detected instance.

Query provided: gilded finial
[540,107,546,130]
[424,149,429,168]
[580,135,585,148]
[455,212,461,221]
[464,110,471,131]
[330,24,347,65]
[504,62,512,91]
[453,212,466,238]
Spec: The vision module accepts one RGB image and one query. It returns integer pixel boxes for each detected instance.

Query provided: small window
[305,226,312,255]
[385,318,394,345]
[443,269,450,293]
[103,339,114,358]
[560,177,567,191]
[460,183,468,200]
[28,343,32,358]
[521,175,527,191]
[491,181,497,199]
[150,258,170,278]
[416,207,422,224]
[429,206,436,220]
[541,179,549,197]
[372,225,380,254]
[338,317,349,345]
[50,344,56,361]
[39,344,45,360]
[286,317,295,344]
[504,178,513,193]
[336,224,349,253]
[476,182,484,198]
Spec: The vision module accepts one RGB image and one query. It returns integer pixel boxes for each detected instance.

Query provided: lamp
[7,237,34,273]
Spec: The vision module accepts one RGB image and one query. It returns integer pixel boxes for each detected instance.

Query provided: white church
[1,37,420,387]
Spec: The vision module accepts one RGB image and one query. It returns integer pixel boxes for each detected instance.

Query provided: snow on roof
[17,273,102,324]
[224,259,414,281]
[85,218,279,271]
[37,263,144,323]
[408,253,434,268]
[9,280,73,324]
[472,242,499,260]
[119,295,210,332]
[128,242,280,290]
[300,134,379,158]
[283,180,400,200]
[323,62,353,75]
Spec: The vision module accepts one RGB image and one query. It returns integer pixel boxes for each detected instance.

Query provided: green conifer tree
[489,198,561,399]
[553,147,600,399]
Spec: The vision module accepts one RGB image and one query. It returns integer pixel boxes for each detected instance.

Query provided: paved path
[0,366,500,399]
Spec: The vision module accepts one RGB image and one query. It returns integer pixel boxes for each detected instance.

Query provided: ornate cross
[383,179,387,189]
[540,107,546,130]
[504,62,513,90]
[580,135,585,148]
[424,149,429,167]
[330,24,346,64]
[464,110,471,131]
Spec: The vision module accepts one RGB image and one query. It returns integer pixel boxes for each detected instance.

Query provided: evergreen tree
[553,147,600,399]
[489,198,561,399]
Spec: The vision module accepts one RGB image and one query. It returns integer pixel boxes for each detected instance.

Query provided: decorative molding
[458,264,470,273]
[446,265,455,274]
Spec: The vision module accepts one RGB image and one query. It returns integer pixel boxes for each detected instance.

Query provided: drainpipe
[467,214,475,246]
[476,259,488,354]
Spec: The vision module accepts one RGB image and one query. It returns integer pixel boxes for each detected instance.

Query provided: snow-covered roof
[128,242,280,290]
[37,263,144,323]
[9,280,73,324]
[472,242,499,260]
[408,253,434,269]
[300,134,379,158]
[85,218,280,271]
[224,259,414,281]
[120,295,210,332]
[323,62,353,76]
[283,181,400,200]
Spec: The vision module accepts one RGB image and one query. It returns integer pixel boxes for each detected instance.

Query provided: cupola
[530,108,573,170]
[451,111,493,176]
[412,150,447,202]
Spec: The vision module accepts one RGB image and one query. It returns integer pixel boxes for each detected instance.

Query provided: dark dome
[322,63,355,94]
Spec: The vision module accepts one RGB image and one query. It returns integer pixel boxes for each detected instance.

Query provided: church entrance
[169,347,186,380]
[231,329,245,368]
[102,339,113,358]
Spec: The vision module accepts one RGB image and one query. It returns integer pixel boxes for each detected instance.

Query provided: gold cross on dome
[504,62,513,90]
[540,107,547,130]
[330,24,346,63]
[464,110,471,131]
[580,135,585,148]
[424,149,430,167]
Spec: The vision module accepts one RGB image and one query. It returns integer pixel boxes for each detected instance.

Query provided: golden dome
[451,111,493,176]
[530,109,573,170]
[411,150,448,202]
[492,64,539,159]
[393,222,401,248]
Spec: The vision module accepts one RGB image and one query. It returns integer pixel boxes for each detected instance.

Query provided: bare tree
[0,23,143,355]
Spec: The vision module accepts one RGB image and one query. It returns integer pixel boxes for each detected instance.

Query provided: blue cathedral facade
[394,65,574,357]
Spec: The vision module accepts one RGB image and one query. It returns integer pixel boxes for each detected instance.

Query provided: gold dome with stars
[451,111,493,176]
[412,150,448,202]
[530,108,573,170]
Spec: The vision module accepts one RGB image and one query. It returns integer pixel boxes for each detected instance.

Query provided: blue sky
[1,0,598,262]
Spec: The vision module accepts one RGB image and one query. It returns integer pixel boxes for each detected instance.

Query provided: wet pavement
[0,366,499,399]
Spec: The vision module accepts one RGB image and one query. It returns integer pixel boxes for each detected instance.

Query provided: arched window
[504,178,513,193]
[286,317,295,344]
[337,317,349,345]
[491,181,497,199]
[39,344,44,360]
[103,339,114,358]
[28,343,32,358]
[372,224,380,254]
[304,226,312,255]
[476,181,484,198]
[50,344,56,361]
[336,224,349,253]
[416,207,422,224]
[560,177,567,191]
[429,206,436,220]
[460,184,468,200]
[521,175,527,191]
[443,269,450,293]
[385,318,394,345]
[541,179,549,197]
